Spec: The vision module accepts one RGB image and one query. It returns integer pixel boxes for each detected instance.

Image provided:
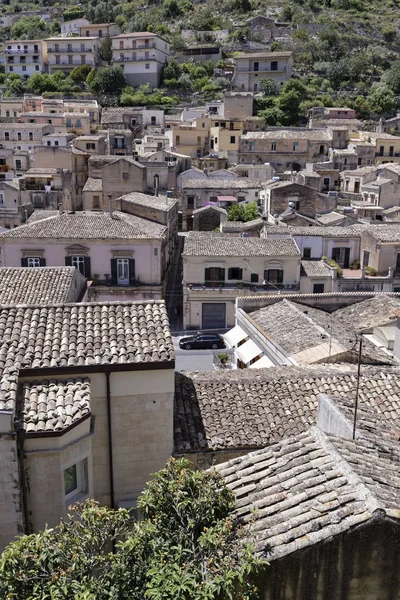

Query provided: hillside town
[0,7,400,600]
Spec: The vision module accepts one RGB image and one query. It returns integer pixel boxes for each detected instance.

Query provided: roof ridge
[312,427,382,515]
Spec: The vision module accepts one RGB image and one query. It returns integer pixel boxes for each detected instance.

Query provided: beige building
[0,298,174,551]
[360,224,400,280]
[0,210,169,301]
[232,51,293,93]
[165,116,211,159]
[182,232,301,329]
[79,22,121,38]
[0,123,53,151]
[111,32,169,88]
[358,131,400,165]
[4,39,47,76]
[239,129,333,173]
[45,37,101,74]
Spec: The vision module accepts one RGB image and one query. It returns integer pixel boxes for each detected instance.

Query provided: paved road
[173,334,215,372]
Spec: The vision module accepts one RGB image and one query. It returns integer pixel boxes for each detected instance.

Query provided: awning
[236,339,262,364]
[217,195,236,202]
[249,355,274,369]
[223,325,248,347]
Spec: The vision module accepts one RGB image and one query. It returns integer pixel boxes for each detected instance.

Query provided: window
[271,141,276,152]
[17,132,21,141]
[5,111,10,118]
[123,172,129,179]
[47,140,51,146]
[71,255,85,275]
[270,61,278,71]
[93,195,100,208]
[55,141,59,146]
[264,269,283,284]
[293,142,298,152]
[228,267,243,280]
[9,66,13,72]
[0,194,3,205]
[145,63,150,69]
[27,257,43,267]
[250,273,259,283]
[4,132,9,141]
[253,61,259,71]
[204,267,225,286]
[29,132,33,141]
[197,136,201,144]
[35,65,39,71]
[362,250,370,267]
[230,135,236,144]
[176,135,180,145]
[187,196,195,209]
[15,160,21,170]
[303,247,311,259]
[86,143,95,150]
[313,283,325,294]
[22,65,26,72]
[63,460,87,501]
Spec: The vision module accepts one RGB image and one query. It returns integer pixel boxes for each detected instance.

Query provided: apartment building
[209,118,244,161]
[232,51,293,93]
[45,37,101,75]
[111,32,170,88]
[165,116,211,158]
[358,132,400,165]
[4,40,47,76]
[60,17,90,35]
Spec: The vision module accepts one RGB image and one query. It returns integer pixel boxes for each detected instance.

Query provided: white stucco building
[111,32,170,88]
[4,40,47,76]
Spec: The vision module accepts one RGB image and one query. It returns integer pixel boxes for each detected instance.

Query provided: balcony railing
[113,55,156,62]
[187,281,300,292]
[48,47,93,53]
[113,42,156,50]
[5,48,40,54]
[236,65,287,73]
[375,152,400,157]
[50,60,95,66]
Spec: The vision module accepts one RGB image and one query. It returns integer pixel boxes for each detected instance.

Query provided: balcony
[48,47,93,53]
[50,60,95,67]
[113,42,156,50]
[113,55,157,62]
[375,152,400,157]
[236,65,287,73]
[5,48,40,54]
[187,281,300,292]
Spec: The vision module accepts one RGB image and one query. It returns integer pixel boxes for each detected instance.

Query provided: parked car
[179,333,226,350]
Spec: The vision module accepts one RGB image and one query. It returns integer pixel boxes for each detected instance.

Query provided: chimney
[317,394,353,439]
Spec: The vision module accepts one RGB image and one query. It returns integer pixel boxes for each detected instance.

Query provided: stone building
[0,299,174,550]
[232,51,293,93]
[260,181,336,219]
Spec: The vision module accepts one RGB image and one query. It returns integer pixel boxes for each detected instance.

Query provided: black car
[179,333,226,350]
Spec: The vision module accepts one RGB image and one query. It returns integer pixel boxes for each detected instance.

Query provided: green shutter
[110,259,118,285]
[84,257,91,279]
[204,267,210,283]
[21,257,28,267]
[219,268,225,281]
[65,256,73,266]
[278,270,283,284]
[39,258,46,266]
[228,268,233,280]
[129,259,135,285]
[238,268,243,279]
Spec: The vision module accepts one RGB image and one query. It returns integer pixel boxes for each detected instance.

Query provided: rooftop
[182,178,264,190]
[174,366,400,453]
[241,129,332,141]
[300,259,332,277]
[119,191,177,211]
[0,300,174,413]
[362,224,400,242]
[0,210,166,240]
[215,427,400,558]
[20,377,91,434]
[333,295,400,332]
[316,212,345,226]
[234,51,293,59]
[266,225,362,238]
[182,232,300,257]
[82,177,103,192]
[0,266,83,306]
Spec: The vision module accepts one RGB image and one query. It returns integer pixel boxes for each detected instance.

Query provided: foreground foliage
[0,458,266,600]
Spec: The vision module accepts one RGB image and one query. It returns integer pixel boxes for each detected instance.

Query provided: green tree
[100,33,113,63]
[227,202,259,222]
[10,16,46,39]
[368,84,395,115]
[70,64,92,85]
[0,459,266,600]
[89,66,127,95]
[63,7,85,21]
[259,77,279,96]
[5,73,26,96]
[382,61,400,94]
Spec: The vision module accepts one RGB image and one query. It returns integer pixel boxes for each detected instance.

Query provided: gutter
[105,371,115,509]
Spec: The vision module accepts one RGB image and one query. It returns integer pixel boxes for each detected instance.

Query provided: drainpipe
[105,372,115,509]
[15,421,30,535]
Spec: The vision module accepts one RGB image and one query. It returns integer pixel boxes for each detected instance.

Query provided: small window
[362,250,370,267]
[228,267,243,280]
[0,194,4,205]
[93,195,100,208]
[187,196,195,209]
[303,247,311,259]
[17,132,21,141]
[123,172,129,179]
[63,459,87,501]
[270,60,278,71]
[15,160,21,170]
[29,132,33,141]
[230,136,236,144]
[250,273,259,283]
[145,63,150,69]
[27,257,41,267]
[55,141,59,146]
[47,141,51,146]
[4,132,9,141]
[271,141,276,152]
[71,255,86,276]
[313,283,324,294]
[22,66,26,72]
[293,142,298,152]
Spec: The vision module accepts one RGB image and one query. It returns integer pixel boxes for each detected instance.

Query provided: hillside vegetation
[1,0,400,121]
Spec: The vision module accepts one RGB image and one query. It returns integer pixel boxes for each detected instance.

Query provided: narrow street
[165,234,184,332]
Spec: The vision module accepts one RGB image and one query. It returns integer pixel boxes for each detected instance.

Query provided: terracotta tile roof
[0,267,82,306]
[182,178,264,190]
[333,295,400,332]
[120,191,177,211]
[362,224,400,242]
[174,366,400,453]
[0,210,166,240]
[82,177,103,192]
[300,259,332,277]
[316,212,345,225]
[0,300,174,414]
[20,377,91,434]
[248,299,391,364]
[241,129,332,141]
[183,232,300,257]
[215,427,400,558]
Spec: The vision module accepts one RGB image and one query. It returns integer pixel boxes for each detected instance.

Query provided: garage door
[202,303,226,329]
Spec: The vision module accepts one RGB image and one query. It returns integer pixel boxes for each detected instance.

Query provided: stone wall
[259,517,400,600]
[193,208,224,231]
[0,411,23,550]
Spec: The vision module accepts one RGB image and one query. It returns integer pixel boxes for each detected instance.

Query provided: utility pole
[352,335,363,440]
